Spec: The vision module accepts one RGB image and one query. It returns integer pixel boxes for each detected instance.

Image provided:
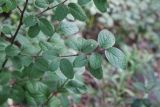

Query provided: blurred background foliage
[78,0,160,107]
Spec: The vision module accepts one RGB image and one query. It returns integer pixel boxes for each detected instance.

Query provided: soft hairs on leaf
[93,0,107,12]
[68,3,87,21]
[98,29,115,49]
[38,18,54,36]
[105,47,127,69]
[60,58,74,79]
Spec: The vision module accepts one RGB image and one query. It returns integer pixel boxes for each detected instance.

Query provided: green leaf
[47,0,54,4]
[38,18,54,36]
[34,57,49,71]
[35,0,48,8]
[10,85,25,103]
[98,29,115,49]
[25,80,49,104]
[66,80,86,93]
[0,7,3,13]
[0,43,6,68]
[28,24,40,38]
[60,58,74,79]
[48,96,61,107]
[22,65,44,79]
[93,0,107,12]
[78,0,91,5]
[67,80,86,89]
[68,3,87,21]
[55,5,68,21]
[2,25,11,34]
[11,55,32,69]
[33,93,47,104]
[25,80,49,95]
[42,50,59,61]
[60,95,69,107]
[25,92,37,106]
[131,99,151,107]
[65,39,80,51]
[11,56,22,69]
[49,57,59,72]
[0,42,6,51]
[42,72,60,91]
[5,45,20,57]
[80,39,97,53]
[24,15,37,27]
[60,21,79,36]
[2,3,10,13]
[88,64,103,79]
[42,71,60,82]
[16,35,30,47]
[73,54,88,67]
[1,0,16,12]
[65,38,97,53]
[0,86,9,105]
[0,72,11,85]
[105,47,127,69]
[20,55,32,67]
[89,53,102,69]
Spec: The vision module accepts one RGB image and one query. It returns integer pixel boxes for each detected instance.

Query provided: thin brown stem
[0,0,28,72]
[1,59,8,69]
[11,0,28,45]
[59,54,79,57]
[37,0,68,16]
[17,6,22,13]
[59,47,105,58]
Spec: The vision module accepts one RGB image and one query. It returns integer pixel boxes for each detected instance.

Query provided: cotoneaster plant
[0,0,127,106]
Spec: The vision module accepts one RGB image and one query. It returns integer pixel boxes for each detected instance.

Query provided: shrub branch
[0,0,29,71]
[37,0,68,16]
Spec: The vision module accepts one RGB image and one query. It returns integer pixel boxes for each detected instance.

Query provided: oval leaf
[49,58,59,72]
[24,15,37,27]
[2,25,11,34]
[88,64,103,79]
[68,3,87,21]
[38,18,54,36]
[5,45,20,57]
[35,0,48,8]
[65,38,97,53]
[93,0,107,12]
[34,57,49,71]
[60,58,74,79]
[78,0,91,5]
[98,29,115,49]
[89,53,102,69]
[105,47,127,69]
[81,39,97,53]
[25,80,49,95]
[28,24,40,38]
[60,21,79,36]
[73,54,88,67]
[55,5,68,21]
